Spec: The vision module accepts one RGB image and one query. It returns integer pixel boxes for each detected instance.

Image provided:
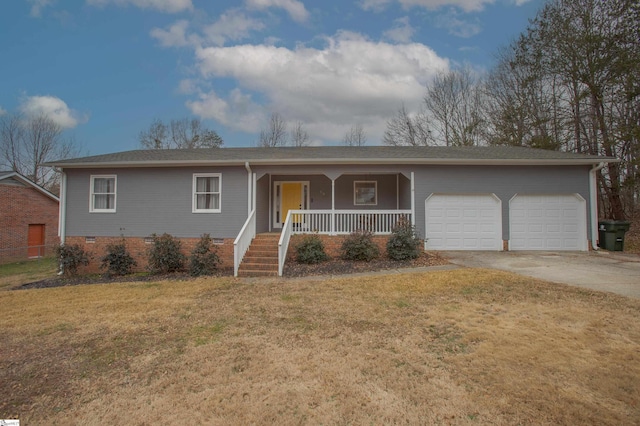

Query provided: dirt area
[1,269,639,424]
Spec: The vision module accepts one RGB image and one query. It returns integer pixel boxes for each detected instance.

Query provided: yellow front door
[281,182,302,224]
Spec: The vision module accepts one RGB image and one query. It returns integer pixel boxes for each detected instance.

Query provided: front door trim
[273,181,310,229]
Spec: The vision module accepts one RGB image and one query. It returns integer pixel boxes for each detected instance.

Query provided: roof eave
[46,157,618,169]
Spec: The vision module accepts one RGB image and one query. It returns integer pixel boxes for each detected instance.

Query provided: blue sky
[1,0,543,155]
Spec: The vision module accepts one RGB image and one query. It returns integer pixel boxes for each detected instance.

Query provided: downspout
[589,162,605,250]
[245,162,252,214]
[56,168,67,275]
[410,172,415,227]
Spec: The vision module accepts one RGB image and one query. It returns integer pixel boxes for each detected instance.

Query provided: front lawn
[1,269,638,424]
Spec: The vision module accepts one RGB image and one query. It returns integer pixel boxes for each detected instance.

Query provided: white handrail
[233,209,256,277]
[278,210,294,277]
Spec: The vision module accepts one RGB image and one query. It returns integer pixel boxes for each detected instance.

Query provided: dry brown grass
[1,269,639,425]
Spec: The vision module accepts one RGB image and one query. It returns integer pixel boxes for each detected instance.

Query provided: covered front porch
[235,167,416,277]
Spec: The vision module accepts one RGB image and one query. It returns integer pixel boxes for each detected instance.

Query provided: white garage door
[425,194,502,250]
[509,194,587,251]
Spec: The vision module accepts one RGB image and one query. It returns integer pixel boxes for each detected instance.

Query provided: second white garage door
[425,194,502,250]
[509,194,587,251]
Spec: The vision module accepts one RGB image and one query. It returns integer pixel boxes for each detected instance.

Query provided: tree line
[2,0,636,217]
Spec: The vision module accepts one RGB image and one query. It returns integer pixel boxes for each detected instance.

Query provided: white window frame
[354,180,377,206]
[193,173,222,213]
[90,175,117,213]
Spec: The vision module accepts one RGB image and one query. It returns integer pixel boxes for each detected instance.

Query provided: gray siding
[334,174,399,210]
[256,175,270,233]
[65,166,248,239]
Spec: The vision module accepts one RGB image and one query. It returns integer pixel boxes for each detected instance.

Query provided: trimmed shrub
[386,219,422,261]
[295,234,329,264]
[147,233,186,274]
[100,239,137,276]
[340,230,379,262]
[56,243,91,276]
[189,233,221,276]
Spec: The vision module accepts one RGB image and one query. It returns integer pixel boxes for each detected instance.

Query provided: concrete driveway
[443,250,640,299]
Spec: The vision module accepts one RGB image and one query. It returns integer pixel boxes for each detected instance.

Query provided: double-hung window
[193,173,221,213]
[90,175,117,212]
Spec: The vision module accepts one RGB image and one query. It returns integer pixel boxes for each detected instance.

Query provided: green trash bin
[598,220,631,251]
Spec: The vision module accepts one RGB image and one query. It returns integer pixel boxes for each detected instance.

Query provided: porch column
[331,178,336,235]
[411,172,415,227]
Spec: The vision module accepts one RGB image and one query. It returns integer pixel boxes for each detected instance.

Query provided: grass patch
[1,270,639,424]
[0,257,57,290]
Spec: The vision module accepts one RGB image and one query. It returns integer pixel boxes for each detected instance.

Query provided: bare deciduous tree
[258,113,289,147]
[290,121,310,147]
[343,124,367,146]
[383,104,432,146]
[0,112,81,191]
[139,118,223,149]
[423,67,485,147]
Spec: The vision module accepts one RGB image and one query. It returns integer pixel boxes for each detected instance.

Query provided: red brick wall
[0,185,59,263]
[64,236,235,274]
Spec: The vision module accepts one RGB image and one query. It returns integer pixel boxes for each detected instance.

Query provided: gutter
[589,162,606,250]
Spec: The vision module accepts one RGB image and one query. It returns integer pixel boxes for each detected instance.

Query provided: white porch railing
[277,209,412,276]
[278,210,295,277]
[234,209,256,277]
[286,209,412,235]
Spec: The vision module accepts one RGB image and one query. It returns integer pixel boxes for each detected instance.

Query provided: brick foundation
[287,234,416,260]
[64,236,235,274]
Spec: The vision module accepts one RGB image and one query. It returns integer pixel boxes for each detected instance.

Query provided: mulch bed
[18,253,448,290]
[283,252,449,277]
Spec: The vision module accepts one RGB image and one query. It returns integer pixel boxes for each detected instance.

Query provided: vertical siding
[65,166,248,239]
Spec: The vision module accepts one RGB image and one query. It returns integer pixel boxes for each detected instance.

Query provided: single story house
[46,146,615,276]
[0,171,60,263]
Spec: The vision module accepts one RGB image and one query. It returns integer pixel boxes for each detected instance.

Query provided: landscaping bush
[56,243,91,277]
[295,234,329,264]
[340,230,379,262]
[100,239,137,276]
[147,233,186,274]
[189,233,221,276]
[386,219,422,261]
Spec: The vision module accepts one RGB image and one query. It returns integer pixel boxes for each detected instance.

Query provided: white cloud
[435,9,482,37]
[86,0,193,13]
[27,0,55,17]
[203,10,266,46]
[150,20,193,47]
[19,95,86,129]
[176,79,198,94]
[245,0,309,23]
[186,89,264,133]
[383,16,415,43]
[190,31,449,143]
[0,106,6,116]
[151,11,265,48]
[512,0,533,4]
[361,0,495,13]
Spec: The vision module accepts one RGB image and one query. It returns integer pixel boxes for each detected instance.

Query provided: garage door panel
[426,194,502,251]
[509,194,587,251]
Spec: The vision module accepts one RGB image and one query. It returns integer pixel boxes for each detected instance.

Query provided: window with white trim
[354,181,377,206]
[193,173,221,213]
[90,175,117,212]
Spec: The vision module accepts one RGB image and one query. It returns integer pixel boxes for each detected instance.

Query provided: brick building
[0,171,59,263]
